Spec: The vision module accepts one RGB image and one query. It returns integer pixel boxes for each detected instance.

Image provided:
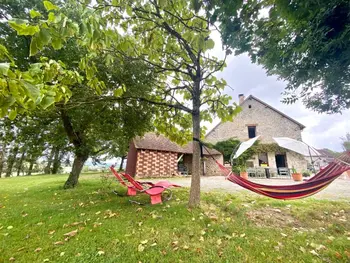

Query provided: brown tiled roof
[134,133,222,155]
[182,141,222,156]
[316,148,335,158]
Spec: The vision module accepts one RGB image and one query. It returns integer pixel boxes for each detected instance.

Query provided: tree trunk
[27,159,34,176]
[51,147,61,174]
[188,79,201,208]
[0,146,5,177]
[16,151,25,177]
[63,153,88,189]
[5,146,18,177]
[119,156,125,171]
[44,148,54,174]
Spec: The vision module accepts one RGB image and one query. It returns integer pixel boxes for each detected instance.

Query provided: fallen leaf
[63,229,78,237]
[9,257,15,261]
[60,252,65,257]
[171,241,178,246]
[182,245,189,250]
[140,240,148,245]
[344,251,350,259]
[7,226,13,230]
[310,250,319,256]
[54,241,64,245]
[281,233,287,237]
[43,259,49,262]
[70,222,83,226]
[97,251,105,256]
[335,252,342,259]
[34,247,42,252]
[17,247,25,252]
[299,247,306,253]
[95,211,101,215]
[138,244,145,252]
[217,239,222,245]
[150,243,157,247]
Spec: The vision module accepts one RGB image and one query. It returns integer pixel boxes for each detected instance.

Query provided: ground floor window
[258,153,269,166]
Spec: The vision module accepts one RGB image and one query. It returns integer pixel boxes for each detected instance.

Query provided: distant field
[1,173,349,262]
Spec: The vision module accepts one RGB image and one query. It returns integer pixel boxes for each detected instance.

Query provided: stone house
[205,94,308,173]
[126,133,223,178]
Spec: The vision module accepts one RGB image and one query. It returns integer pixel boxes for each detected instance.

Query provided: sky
[207,32,350,152]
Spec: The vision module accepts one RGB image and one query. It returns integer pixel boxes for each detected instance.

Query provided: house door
[275,154,287,168]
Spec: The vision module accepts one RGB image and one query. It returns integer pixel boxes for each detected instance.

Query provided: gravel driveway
[143,175,350,200]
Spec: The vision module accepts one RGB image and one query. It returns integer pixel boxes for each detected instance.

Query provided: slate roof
[133,133,222,156]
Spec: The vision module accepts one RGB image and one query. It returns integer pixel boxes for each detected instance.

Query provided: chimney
[239,94,245,105]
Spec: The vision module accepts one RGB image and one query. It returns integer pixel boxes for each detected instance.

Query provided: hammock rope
[199,139,350,200]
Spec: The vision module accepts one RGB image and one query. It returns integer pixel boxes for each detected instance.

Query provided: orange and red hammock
[215,155,350,200]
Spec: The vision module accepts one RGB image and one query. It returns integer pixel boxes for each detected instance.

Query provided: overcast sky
[207,32,350,152]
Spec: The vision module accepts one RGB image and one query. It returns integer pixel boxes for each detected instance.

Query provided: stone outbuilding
[125,133,223,178]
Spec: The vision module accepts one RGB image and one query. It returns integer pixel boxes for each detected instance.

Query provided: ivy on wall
[206,138,287,173]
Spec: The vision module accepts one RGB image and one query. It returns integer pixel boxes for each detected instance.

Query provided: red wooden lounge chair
[110,166,181,204]
[110,166,153,196]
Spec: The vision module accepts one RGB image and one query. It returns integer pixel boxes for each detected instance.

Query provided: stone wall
[204,155,224,176]
[286,151,308,172]
[206,97,303,144]
[135,149,178,177]
[182,154,223,176]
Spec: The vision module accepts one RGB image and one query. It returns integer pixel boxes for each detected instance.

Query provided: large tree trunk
[51,147,62,174]
[27,159,35,176]
[16,151,25,177]
[0,145,6,177]
[44,148,55,174]
[119,156,125,171]
[63,153,88,189]
[188,79,201,208]
[5,146,18,177]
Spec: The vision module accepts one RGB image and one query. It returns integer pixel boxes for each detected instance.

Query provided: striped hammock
[216,154,350,200]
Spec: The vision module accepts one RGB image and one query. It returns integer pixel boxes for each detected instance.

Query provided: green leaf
[0,63,10,76]
[38,28,51,45]
[126,6,132,16]
[30,10,42,19]
[205,39,215,50]
[8,108,17,120]
[21,80,40,101]
[113,88,124,97]
[41,96,55,109]
[43,1,59,11]
[52,38,63,50]
[8,21,39,36]
[29,37,39,56]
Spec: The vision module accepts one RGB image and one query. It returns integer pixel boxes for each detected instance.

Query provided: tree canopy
[208,0,350,113]
[0,0,157,187]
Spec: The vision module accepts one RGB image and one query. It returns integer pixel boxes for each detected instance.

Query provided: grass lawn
[1,173,350,263]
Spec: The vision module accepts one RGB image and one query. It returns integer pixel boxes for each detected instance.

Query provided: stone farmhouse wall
[206,98,303,144]
[204,155,224,176]
[183,154,223,176]
[206,97,307,171]
[247,151,307,172]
